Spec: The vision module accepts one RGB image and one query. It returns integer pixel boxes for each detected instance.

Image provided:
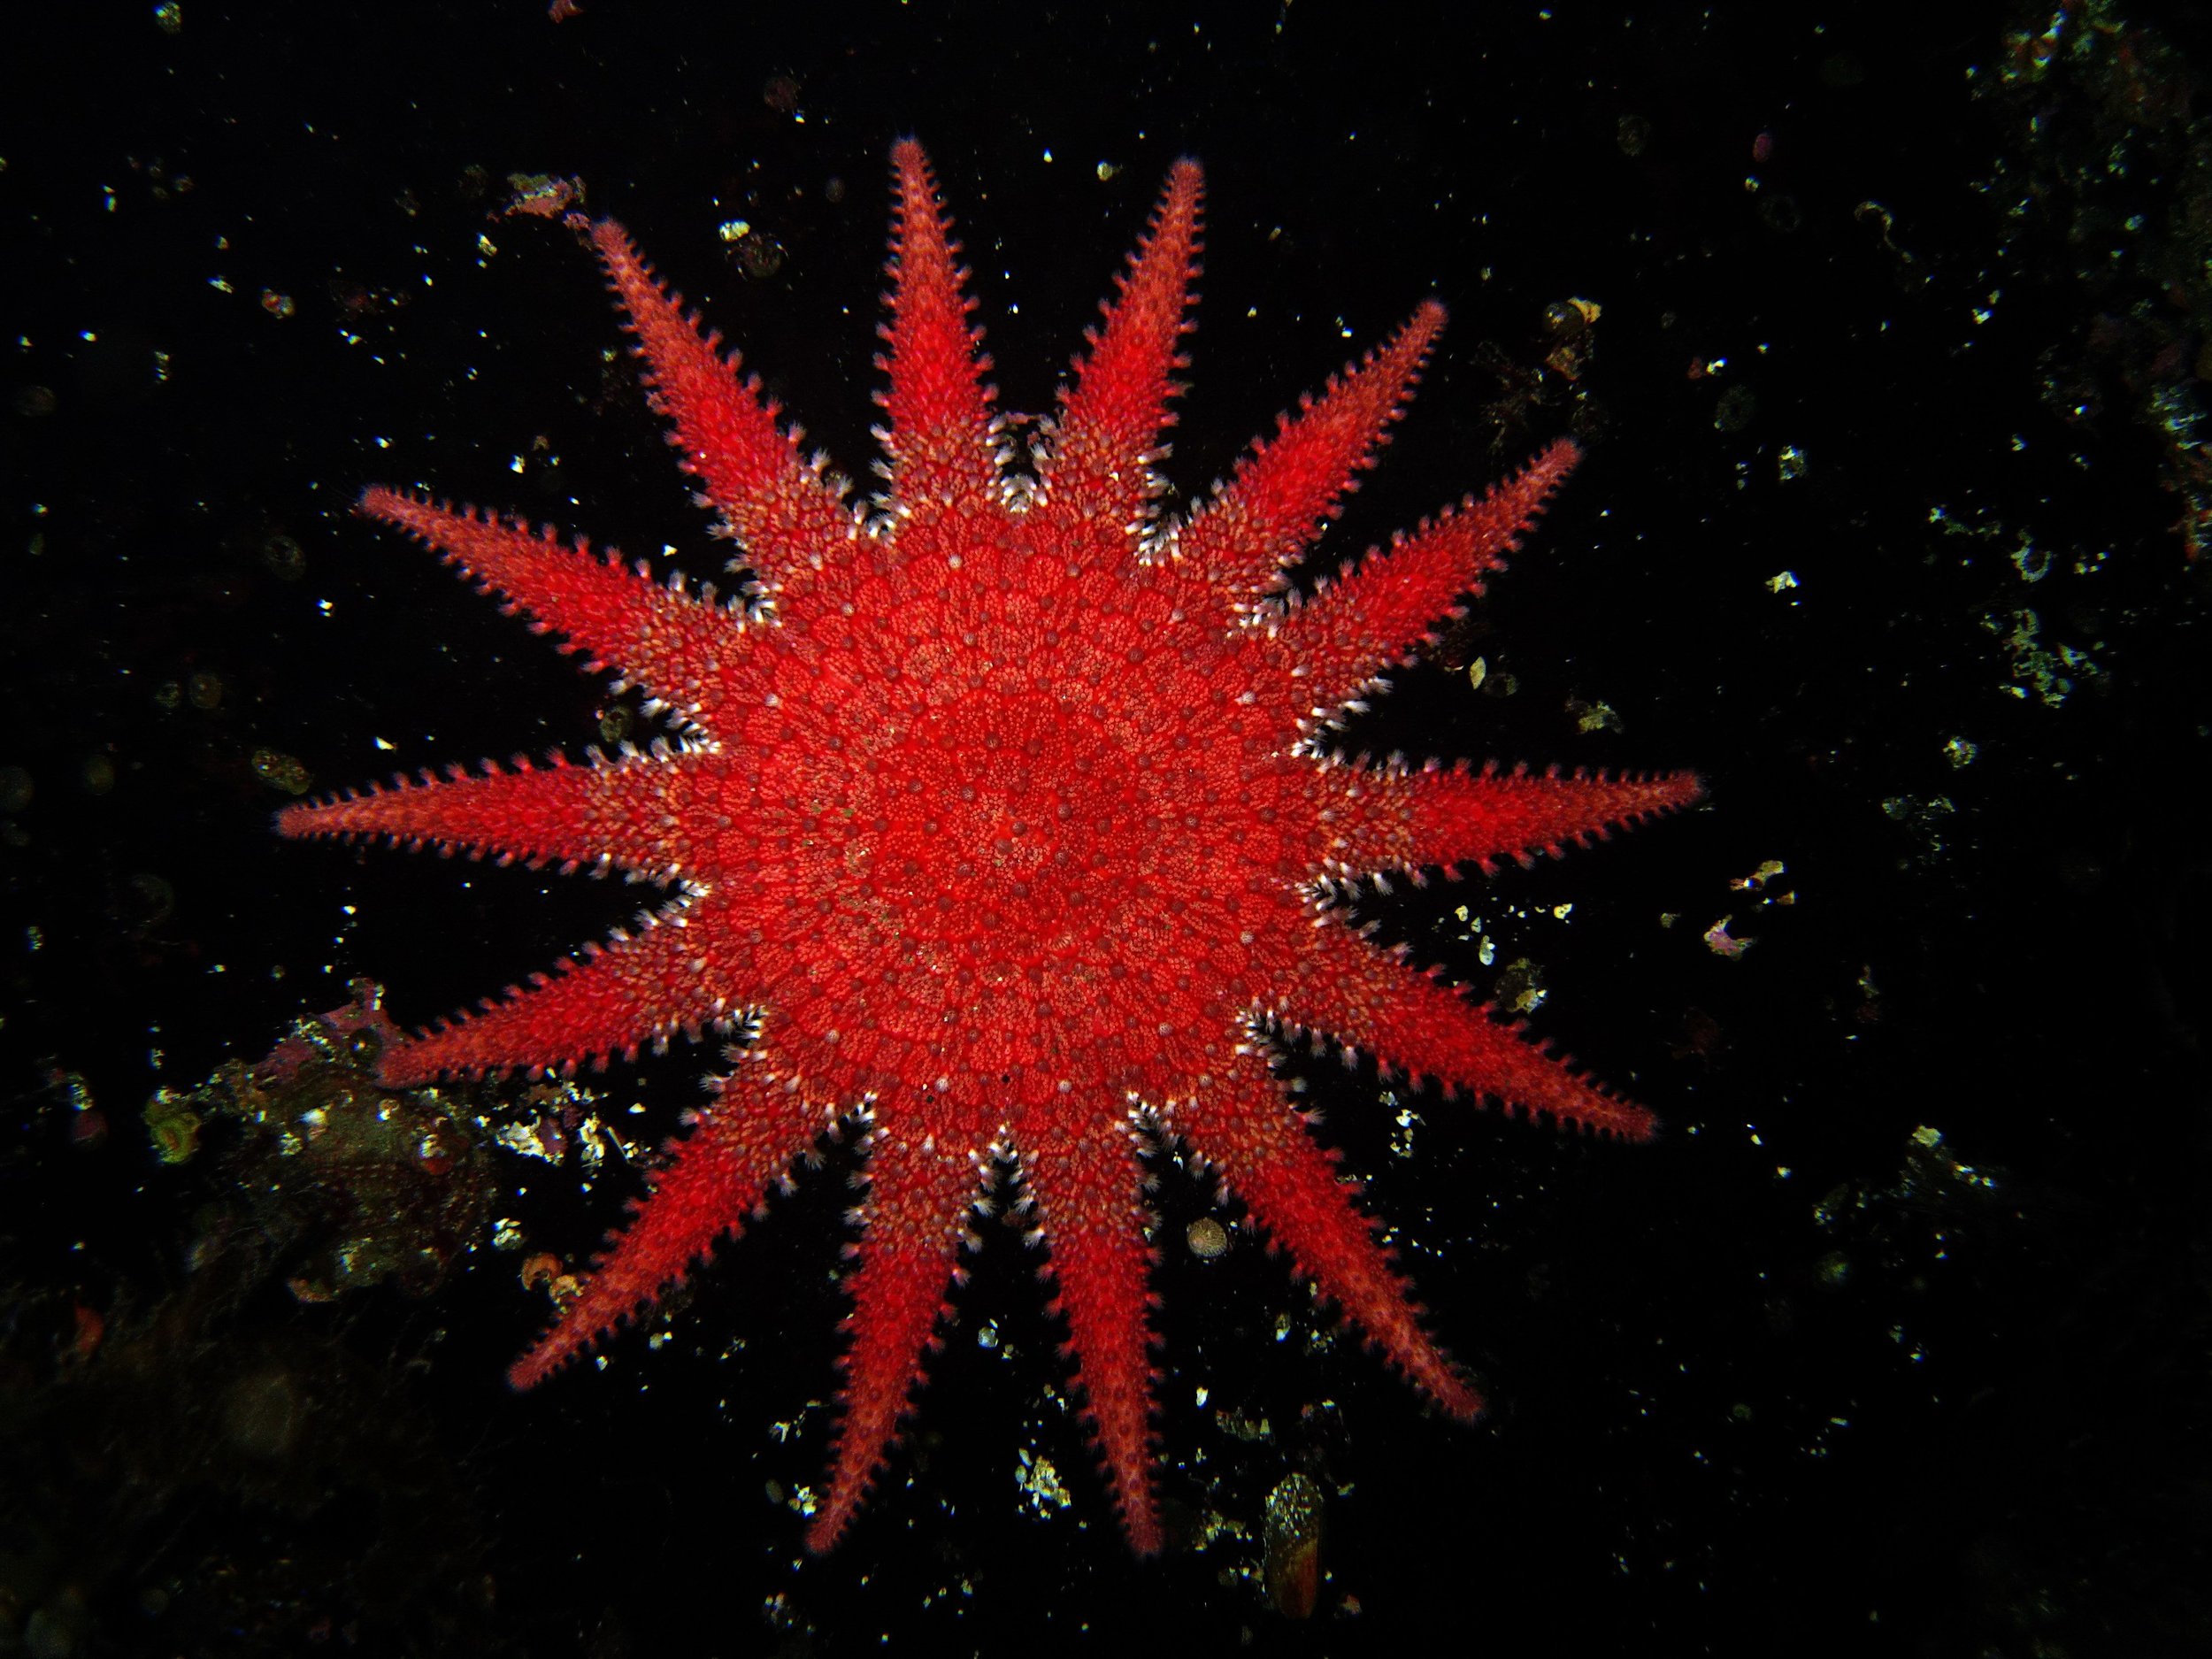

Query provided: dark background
[4,3,2208,1655]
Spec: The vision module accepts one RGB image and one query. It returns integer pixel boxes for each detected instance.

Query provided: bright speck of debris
[1983,607,2099,707]
[1766,570,1800,594]
[1494,956,1547,1012]
[1569,696,1623,734]
[1016,1448,1073,1514]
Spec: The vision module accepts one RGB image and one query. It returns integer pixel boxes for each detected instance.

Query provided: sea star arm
[378,887,749,1086]
[1173,1058,1480,1416]
[1179,303,1444,615]
[806,1121,984,1553]
[579,216,857,598]
[878,141,1003,517]
[1270,437,1581,720]
[511,1052,822,1388]
[1282,917,1657,1141]
[1314,758,1707,878]
[1021,1116,1164,1554]
[1035,159,1203,549]
[276,748,724,881]
[356,488,755,735]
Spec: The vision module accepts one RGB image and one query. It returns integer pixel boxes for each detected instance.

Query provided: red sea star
[278,141,1703,1555]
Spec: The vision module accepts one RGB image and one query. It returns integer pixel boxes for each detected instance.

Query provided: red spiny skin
[277,138,1705,1556]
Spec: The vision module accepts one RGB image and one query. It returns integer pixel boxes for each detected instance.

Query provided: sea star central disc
[279,140,1703,1555]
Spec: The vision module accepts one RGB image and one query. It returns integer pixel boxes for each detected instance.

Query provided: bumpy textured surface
[278,141,1704,1555]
